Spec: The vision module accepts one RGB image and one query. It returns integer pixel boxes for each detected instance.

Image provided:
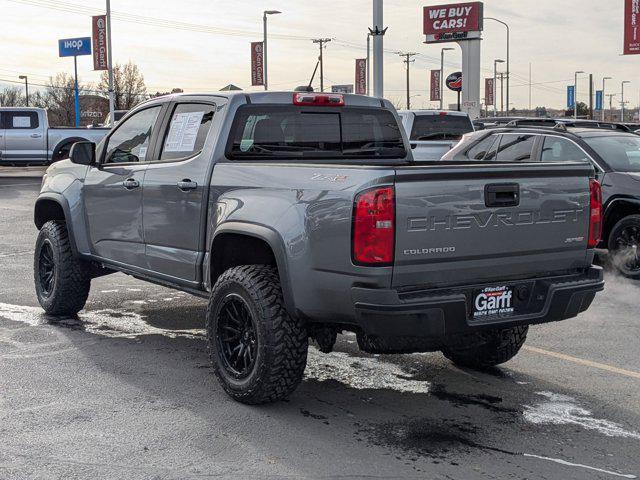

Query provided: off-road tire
[608,214,640,279]
[206,265,308,404]
[442,326,528,369]
[34,221,91,316]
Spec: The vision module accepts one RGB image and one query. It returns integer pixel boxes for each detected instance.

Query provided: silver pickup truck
[33,92,604,404]
[398,109,474,161]
[0,107,108,165]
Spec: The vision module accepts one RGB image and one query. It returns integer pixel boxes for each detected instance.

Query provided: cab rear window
[227,105,406,160]
[410,114,473,141]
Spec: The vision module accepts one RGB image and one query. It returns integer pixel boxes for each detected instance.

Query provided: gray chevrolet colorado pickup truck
[33,92,604,404]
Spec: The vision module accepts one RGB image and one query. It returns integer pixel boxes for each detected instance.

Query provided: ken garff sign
[58,37,92,57]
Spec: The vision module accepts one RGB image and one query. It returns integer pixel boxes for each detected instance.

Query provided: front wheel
[608,215,640,279]
[34,221,91,316]
[206,265,308,404]
[442,326,528,369]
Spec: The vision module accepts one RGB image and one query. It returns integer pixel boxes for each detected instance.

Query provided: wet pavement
[0,174,639,479]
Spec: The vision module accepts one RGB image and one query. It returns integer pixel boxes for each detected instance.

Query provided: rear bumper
[351,266,604,338]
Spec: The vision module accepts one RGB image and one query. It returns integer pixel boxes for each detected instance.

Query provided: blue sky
[0,0,638,109]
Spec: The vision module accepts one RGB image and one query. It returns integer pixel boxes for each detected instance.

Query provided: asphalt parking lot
[0,169,639,480]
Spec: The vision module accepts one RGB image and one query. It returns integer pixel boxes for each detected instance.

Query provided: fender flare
[51,137,88,162]
[208,222,296,316]
[602,196,640,239]
[34,193,79,255]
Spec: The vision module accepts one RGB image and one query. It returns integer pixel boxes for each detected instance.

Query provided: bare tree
[150,87,183,98]
[0,86,25,107]
[98,61,147,110]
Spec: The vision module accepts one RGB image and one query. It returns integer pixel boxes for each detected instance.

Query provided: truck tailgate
[392,162,594,288]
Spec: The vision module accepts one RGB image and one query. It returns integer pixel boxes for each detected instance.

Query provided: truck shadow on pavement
[16,296,635,480]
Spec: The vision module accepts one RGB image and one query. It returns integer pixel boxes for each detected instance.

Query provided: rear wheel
[206,265,308,404]
[34,221,91,316]
[608,215,640,279]
[442,326,528,369]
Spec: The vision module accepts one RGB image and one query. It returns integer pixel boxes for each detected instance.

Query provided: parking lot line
[524,346,640,379]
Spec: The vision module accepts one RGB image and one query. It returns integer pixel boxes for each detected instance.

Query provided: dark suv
[443,125,640,278]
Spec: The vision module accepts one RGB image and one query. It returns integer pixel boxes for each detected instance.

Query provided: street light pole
[574,70,584,119]
[601,77,612,121]
[106,0,115,126]
[263,10,281,91]
[366,33,371,96]
[485,17,509,113]
[440,47,454,110]
[18,75,28,107]
[493,59,504,117]
[621,80,631,122]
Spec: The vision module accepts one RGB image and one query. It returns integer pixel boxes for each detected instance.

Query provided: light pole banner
[355,58,367,94]
[92,15,108,70]
[430,69,441,101]
[567,85,575,109]
[251,41,264,86]
[595,90,603,110]
[485,78,494,106]
[624,0,640,55]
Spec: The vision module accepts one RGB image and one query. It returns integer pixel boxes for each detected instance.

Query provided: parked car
[102,109,128,127]
[397,110,474,160]
[34,92,604,404]
[442,123,640,278]
[0,107,109,165]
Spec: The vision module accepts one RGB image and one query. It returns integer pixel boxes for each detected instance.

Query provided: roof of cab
[146,91,387,108]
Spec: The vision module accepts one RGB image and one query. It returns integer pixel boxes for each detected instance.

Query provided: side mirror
[69,141,96,166]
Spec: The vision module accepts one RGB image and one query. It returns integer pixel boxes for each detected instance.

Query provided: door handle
[485,183,520,208]
[177,179,198,191]
[123,178,140,190]
[30,133,42,138]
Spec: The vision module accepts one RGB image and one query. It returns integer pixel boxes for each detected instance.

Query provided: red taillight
[352,186,395,265]
[588,179,603,248]
[293,92,344,106]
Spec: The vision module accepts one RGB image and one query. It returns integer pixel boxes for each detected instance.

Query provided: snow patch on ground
[304,347,430,394]
[0,302,204,340]
[524,391,640,440]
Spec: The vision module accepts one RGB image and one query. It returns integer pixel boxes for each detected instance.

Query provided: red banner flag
[251,42,264,86]
[624,0,640,55]
[355,58,367,95]
[92,15,108,71]
[430,70,441,102]
[485,78,494,106]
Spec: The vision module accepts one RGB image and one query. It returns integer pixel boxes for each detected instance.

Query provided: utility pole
[606,94,616,122]
[370,0,386,98]
[621,80,631,122]
[106,0,115,126]
[312,38,331,92]
[398,52,416,109]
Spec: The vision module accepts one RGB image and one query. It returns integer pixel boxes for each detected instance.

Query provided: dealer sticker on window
[473,286,514,319]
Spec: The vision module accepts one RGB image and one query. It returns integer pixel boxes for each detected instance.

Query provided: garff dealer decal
[474,286,514,319]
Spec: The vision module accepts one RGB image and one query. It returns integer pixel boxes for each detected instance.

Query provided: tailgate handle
[485,183,520,207]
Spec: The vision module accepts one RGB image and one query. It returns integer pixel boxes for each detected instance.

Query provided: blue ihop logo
[58,37,92,57]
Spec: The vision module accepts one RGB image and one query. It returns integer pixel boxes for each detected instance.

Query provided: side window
[541,136,590,163]
[104,106,161,164]
[495,134,535,162]
[5,111,39,129]
[159,103,216,161]
[466,134,498,160]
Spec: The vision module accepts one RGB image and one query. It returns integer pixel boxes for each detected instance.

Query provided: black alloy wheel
[612,223,640,277]
[216,294,258,378]
[38,240,56,297]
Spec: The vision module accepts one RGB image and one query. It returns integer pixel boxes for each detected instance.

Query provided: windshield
[583,135,640,172]
[410,114,473,141]
[227,105,406,160]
